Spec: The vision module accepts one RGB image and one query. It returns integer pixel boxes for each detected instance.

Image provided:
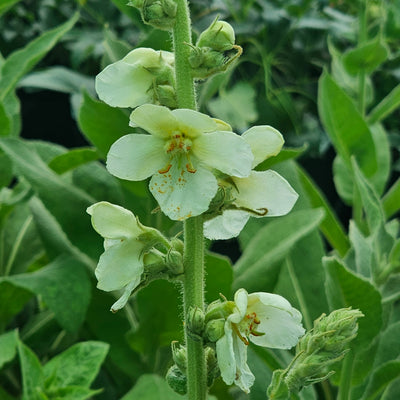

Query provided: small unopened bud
[154,84,177,109]
[205,318,225,342]
[187,306,205,338]
[139,0,177,30]
[171,341,187,372]
[267,369,290,400]
[197,19,235,51]
[166,365,187,395]
[166,250,183,274]
[205,347,220,386]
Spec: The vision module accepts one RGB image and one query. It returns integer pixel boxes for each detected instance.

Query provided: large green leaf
[0,137,102,260]
[324,257,382,350]
[48,148,99,174]
[0,13,79,101]
[233,208,325,293]
[0,255,91,333]
[43,341,109,388]
[0,0,21,17]
[318,70,377,177]
[296,164,349,257]
[383,178,400,219]
[78,92,133,158]
[368,84,400,124]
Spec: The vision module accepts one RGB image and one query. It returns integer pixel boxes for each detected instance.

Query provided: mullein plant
[87,1,362,399]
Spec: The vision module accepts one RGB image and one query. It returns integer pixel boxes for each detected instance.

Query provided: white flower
[204,126,299,239]
[87,201,149,312]
[95,48,175,108]
[216,288,305,393]
[106,104,254,221]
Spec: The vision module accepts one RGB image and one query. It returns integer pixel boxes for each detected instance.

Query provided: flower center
[232,312,264,346]
[158,132,197,174]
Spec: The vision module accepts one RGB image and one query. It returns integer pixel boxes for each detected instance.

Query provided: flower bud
[197,19,235,51]
[154,84,177,109]
[205,318,225,342]
[166,365,187,395]
[171,342,187,373]
[187,306,205,338]
[205,347,220,386]
[166,249,184,275]
[267,308,363,397]
[130,0,177,31]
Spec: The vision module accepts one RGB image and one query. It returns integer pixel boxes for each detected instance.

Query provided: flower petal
[204,210,250,240]
[172,108,218,136]
[247,292,305,349]
[216,324,236,386]
[232,170,298,217]
[149,161,218,220]
[130,104,178,138]
[242,125,284,168]
[95,239,144,292]
[107,134,168,181]
[87,201,141,239]
[96,61,152,108]
[192,131,253,177]
[110,277,141,312]
[232,334,255,393]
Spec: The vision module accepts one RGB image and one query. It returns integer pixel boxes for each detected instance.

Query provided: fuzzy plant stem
[173,1,207,399]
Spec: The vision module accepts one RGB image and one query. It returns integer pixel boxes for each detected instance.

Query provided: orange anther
[158,164,172,174]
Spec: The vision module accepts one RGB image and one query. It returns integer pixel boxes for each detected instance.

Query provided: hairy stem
[173,1,206,399]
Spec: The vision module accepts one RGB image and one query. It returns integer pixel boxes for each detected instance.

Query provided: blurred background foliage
[1,0,400,399]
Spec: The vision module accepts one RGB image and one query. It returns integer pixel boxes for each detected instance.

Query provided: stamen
[186,163,197,173]
[232,323,249,346]
[158,163,172,174]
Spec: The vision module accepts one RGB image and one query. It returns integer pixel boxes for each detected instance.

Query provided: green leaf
[208,82,258,131]
[368,84,400,124]
[205,252,233,302]
[297,164,350,256]
[18,341,45,400]
[0,330,18,369]
[102,28,131,65]
[0,203,43,276]
[233,208,325,292]
[374,322,400,368]
[255,145,307,172]
[362,361,400,400]
[0,91,21,137]
[383,178,400,219]
[0,137,102,260]
[0,13,79,101]
[48,148,99,174]
[18,67,95,95]
[121,374,184,400]
[352,158,385,231]
[323,256,382,351]
[0,0,21,17]
[78,92,133,158]
[43,341,109,388]
[318,70,377,177]
[343,39,390,75]
[0,101,11,136]
[45,386,100,400]
[0,150,12,187]
[0,255,91,333]
[127,280,182,357]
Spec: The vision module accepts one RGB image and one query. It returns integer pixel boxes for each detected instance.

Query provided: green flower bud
[166,249,184,275]
[205,347,220,386]
[154,84,177,109]
[267,369,290,400]
[205,318,225,342]
[131,0,177,31]
[170,237,184,254]
[197,19,235,51]
[205,299,235,322]
[166,364,187,395]
[171,341,187,373]
[267,308,363,397]
[187,306,205,339]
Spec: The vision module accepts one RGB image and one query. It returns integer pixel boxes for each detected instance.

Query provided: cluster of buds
[267,308,364,400]
[129,0,177,30]
[189,18,243,79]
[166,341,220,395]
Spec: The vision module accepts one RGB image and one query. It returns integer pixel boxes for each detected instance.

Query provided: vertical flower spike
[87,201,152,312]
[106,104,253,220]
[204,125,299,240]
[96,48,176,109]
[216,289,305,393]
